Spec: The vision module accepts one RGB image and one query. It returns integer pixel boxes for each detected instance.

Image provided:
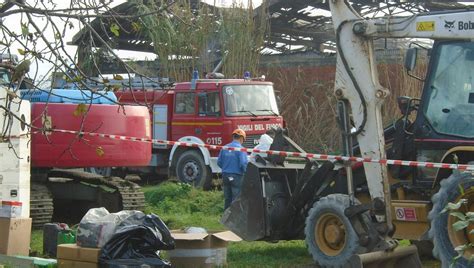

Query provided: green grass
[30,230,43,256]
[228,240,312,267]
[142,182,224,230]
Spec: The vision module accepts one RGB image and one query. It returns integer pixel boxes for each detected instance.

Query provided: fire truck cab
[116,75,284,188]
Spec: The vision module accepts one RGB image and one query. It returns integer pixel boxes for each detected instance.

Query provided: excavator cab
[411,40,474,141]
[391,40,474,267]
[387,41,474,186]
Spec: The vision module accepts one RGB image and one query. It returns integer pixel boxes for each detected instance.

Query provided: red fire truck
[115,75,284,188]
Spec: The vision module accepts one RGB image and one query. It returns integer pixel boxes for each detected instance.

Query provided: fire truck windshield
[223,84,279,117]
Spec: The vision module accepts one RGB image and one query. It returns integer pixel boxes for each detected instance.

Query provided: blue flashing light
[244,71,251,80]
[191,70,199,90]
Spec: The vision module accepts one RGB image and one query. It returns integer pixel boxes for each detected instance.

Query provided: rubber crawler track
[30,183,54,229]
[30,169,145,228]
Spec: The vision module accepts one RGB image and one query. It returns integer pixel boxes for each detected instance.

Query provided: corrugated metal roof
[71,0,472,55]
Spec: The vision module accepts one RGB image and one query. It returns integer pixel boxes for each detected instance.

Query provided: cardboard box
[167,230,241,268]
[57,259,98,268]
[57,244,100,263]
[0,217,32,256]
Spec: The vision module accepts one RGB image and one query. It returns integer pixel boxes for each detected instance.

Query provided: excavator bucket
[221,128,310,241]
[344,245,422,268]
[220,161,305,241]
[220,163,267,241]
[221,128,342,241]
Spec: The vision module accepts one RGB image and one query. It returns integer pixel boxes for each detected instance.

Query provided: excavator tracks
[97,175,146,211]
[30,169,145,228]
[48,169,146,211]
[30,183,54,229]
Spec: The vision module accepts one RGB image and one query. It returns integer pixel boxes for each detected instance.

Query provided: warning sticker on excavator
[416,21,435,31]
[395,207,417,221]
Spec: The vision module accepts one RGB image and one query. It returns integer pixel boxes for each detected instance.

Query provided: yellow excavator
[222,1,474,267]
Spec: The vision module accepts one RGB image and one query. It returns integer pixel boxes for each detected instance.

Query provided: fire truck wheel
[304,194,367,267]
[429,171,474,268]
[176,150,212,190]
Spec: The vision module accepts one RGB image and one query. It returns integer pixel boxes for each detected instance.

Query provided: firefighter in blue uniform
[217,129,248,209]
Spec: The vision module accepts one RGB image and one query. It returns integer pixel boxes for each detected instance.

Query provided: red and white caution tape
[11,128,474,171]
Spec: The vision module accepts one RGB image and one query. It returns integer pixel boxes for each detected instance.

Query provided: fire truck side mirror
[276,95,282,112]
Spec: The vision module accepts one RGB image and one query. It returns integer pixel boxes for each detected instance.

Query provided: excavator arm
[329,0,392,228]
[350,8,474,39]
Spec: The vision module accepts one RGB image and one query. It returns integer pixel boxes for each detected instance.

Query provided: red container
[31,103,151,168]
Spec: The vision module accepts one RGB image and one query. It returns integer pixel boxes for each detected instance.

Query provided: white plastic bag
[250,134,273,161]
[76,207,145,248]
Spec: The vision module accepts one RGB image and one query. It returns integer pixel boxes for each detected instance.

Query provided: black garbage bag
[99,213,175,266]
[104,258,172,268]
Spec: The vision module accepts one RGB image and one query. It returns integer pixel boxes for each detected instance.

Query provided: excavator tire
[30,183,54,229]
[304,194,367,267]
[429,172,474,268]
